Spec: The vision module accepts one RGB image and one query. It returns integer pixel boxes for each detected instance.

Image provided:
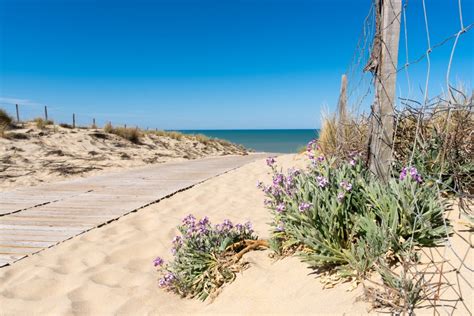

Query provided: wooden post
[92,118,96,128]
[44,106,48,121]
[124,124,127,129]
[15,104,20,122]
[337,74,348,146]
[368,0,402,181]
[72,113,76,128]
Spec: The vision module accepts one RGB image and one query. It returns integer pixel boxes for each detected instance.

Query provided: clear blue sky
[0,0,472,129]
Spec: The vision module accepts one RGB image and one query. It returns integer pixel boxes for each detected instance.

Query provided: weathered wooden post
[366,0,402,181]
[44,106,48,121]
[337,74,348,147]
[72,113,76,128]
[15,104,20,122]
[92,118,96,128]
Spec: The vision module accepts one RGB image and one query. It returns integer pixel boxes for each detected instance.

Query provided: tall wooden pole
[44,106,48,121]
[368,0,402,181]
[337,74,348,146]
[15,104,20,122]
[73,113,76,128]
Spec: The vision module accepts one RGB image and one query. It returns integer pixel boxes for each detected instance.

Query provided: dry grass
[103,122,142,144]
[33,117,54,129]
[318,111,369,160]
[0,108,14,138]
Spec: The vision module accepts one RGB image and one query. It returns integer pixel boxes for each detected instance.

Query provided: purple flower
[273,173,284,185]
[244,221,253,232]
[337,192,345,201]
[171,247,177,255]
[317,155,325,162]
[266,157,276,167]
[400,166,423,183]
[222,219,233,230]
[276,223,285,232]
[264,199,272,206]
[256,181,263,188]
[349,159,356,166]
[316,176,329,188]
[159,272,176,287]
[182,214,196,226]
[340,181,352,192]
[298,202,311,212]
[276,203,286,213]
[172,236,183,245]
[153,256,164,267]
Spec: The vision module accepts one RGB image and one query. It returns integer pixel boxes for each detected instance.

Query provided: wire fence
[341,0,472,314]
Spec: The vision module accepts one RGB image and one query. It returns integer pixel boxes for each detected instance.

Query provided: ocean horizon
[179,129,319,153]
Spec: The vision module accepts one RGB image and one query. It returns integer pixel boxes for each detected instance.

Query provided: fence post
[92,118,96,128]
[367,0,402,181]
[73,113,76,128]
[44,106,48,121]
[15,104,20,122]
[337,74,348,147]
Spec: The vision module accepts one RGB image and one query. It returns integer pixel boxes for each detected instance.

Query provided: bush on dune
[103,122,142,144]
[0,108,14,137]
[153,215,266,300]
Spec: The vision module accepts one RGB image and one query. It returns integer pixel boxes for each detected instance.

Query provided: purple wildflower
[316,176,329,188]
[266,157,276,167]
[340,181,352,192]
[182,214,196,226]
[256,180,263,188]
[317,155,325,162]
[159,272,176,287]
[273,173,284,185]
[153,256,164,267]
[349,159,356,166]
[276,223,285,232]
[337,192,345,201]
[400,166,423,183]
[244,221,253,232]
[222,219,233,230]
[276,203,286,213]
[298,202,311,212]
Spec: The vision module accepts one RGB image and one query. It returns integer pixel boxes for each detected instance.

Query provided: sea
[179,129,319,153]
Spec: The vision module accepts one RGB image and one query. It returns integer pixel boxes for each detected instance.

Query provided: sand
[0,154,372,315]
[0,154,471,315]
[0,123,247,190]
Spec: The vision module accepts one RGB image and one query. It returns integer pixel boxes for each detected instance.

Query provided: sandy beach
[0,154,373,315]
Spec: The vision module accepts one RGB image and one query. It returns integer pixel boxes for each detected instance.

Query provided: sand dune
[0,122,247,190]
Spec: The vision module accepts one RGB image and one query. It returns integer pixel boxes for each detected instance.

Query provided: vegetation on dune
[153,215,266,300]
[0,108,14,138]
[33,117,54,129]
[103,122,142,144]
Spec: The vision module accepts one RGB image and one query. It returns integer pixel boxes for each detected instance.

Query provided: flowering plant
[259,140,449,277]
[153,215,259,300]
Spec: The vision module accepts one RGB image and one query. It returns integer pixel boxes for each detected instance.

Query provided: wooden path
[0,154,267,267]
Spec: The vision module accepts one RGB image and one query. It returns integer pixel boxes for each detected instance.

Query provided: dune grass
[0,108,14,138]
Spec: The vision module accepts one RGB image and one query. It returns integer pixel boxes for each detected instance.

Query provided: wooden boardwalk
[0,154,267,267]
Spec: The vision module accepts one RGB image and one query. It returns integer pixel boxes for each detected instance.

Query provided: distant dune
[0,122,248,190]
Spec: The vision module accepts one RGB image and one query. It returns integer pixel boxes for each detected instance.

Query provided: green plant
[0,108,13,126]
[260,144,450,278]
[154,215,261,300]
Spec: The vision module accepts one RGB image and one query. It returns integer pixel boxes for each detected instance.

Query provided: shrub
[260,142,450,278]
[154,215,261,300]
[102,122,142,144]
[59,123,73,129]
[33,117,53,129]
[0,108,13,126]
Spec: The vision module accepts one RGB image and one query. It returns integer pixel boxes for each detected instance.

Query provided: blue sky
[0,0,472,129]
